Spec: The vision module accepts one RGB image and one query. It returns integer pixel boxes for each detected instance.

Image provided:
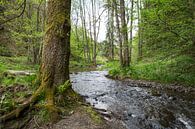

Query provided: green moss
[57,80,71,94]
[36,109,50,123]
[85,106,102,124]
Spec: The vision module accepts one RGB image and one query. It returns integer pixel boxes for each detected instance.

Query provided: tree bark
[110,1,115,60]
[129,0,134,63]
[107,0,115,60]
[137,0,142,60]
[113,0,123,66]
[120,0,129,67]
[92,0,97,66]
[45,0,70,81]
[0,0,72,122]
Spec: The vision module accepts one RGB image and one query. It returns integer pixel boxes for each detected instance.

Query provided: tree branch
[0,0,27,26]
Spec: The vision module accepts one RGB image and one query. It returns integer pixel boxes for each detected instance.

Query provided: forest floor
[0,84,125,129]
[0,89,125,129]
[0,56,125,129]
[0,56,194,129]
[28,107,125,129]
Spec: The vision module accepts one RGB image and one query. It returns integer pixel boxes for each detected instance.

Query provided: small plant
[57,80,71,94]
[0,93,15,113]
[86,106,102,124]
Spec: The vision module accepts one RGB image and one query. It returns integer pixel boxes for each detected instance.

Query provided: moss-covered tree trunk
[0,0,72,122]
[41,0,71,107]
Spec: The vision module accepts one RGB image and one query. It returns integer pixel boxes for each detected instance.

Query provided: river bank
[1,70,194,129]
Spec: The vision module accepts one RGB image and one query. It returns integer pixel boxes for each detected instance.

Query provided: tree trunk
[113,0,123,66]
[38,0,47,63]
[110,1,115,60]
[137,0,142,60]
[92,0,97,66]
[88,11,94,60]
[0,0,72,121]
[40,0,71,112]
[129,0,134,63]
[79,0,87,61]
[107,5,112,60]
[120,0,129,67]
[107,0,115,60]
[82,0,91,63]
[75,11,80,49]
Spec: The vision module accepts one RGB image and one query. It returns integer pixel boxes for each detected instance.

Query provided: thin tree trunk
[113,0,123,66]
[129,0,134,63]
[82,1,91,62]
[88,11,93,61]
[92,0,97,66]
[110,1,115,60]
[38,0,46,63]
[137,0,142,60]
[107,0,115,60]
[120,0,129,67]
[75,11,80,49]
[79,0,87,61]
[107,4,112,60]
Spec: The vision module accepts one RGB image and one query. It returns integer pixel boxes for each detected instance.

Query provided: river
[71,71,195,129]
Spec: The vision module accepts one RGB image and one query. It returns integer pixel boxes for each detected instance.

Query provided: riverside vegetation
[0,0,194,128]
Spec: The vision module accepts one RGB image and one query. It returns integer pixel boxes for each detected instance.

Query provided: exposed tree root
[0,84,44,122]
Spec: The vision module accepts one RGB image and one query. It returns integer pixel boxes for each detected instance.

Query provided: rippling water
[71,71,195,129]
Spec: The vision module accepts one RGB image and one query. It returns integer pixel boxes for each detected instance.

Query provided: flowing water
[71,71,195,129]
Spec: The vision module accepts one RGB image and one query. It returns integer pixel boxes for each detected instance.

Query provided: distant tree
[106,0,115,60]
[137,0,142,60]
[113,0,123,66]
[129,0,134,63]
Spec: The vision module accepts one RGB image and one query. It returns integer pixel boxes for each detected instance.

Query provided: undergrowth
[105,55,195,87]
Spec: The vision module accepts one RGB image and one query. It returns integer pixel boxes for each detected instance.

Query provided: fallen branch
[6,70,35,76]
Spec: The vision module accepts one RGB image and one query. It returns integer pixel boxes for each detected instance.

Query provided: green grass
[0,56,38,86]
[0,56,38,114]
[106,55,195,87]
[0,56,38,72]
[1,74,36,87]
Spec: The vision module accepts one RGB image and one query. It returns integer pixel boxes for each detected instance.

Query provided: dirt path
[23,106,125,129]
[53,107,125,129]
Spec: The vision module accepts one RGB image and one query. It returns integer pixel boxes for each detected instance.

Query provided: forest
[0,0,194,129]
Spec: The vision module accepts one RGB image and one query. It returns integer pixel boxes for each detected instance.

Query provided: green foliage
[141,0,195,59]
[0,56,37,87]
[0,93,15,113]
[0,56,38,72]
[107,0,194,86]
[85,106,102,124]
[36,109,50,123]
[107,55,195,86]
[1,75,36,87]
[57,80,71,94]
